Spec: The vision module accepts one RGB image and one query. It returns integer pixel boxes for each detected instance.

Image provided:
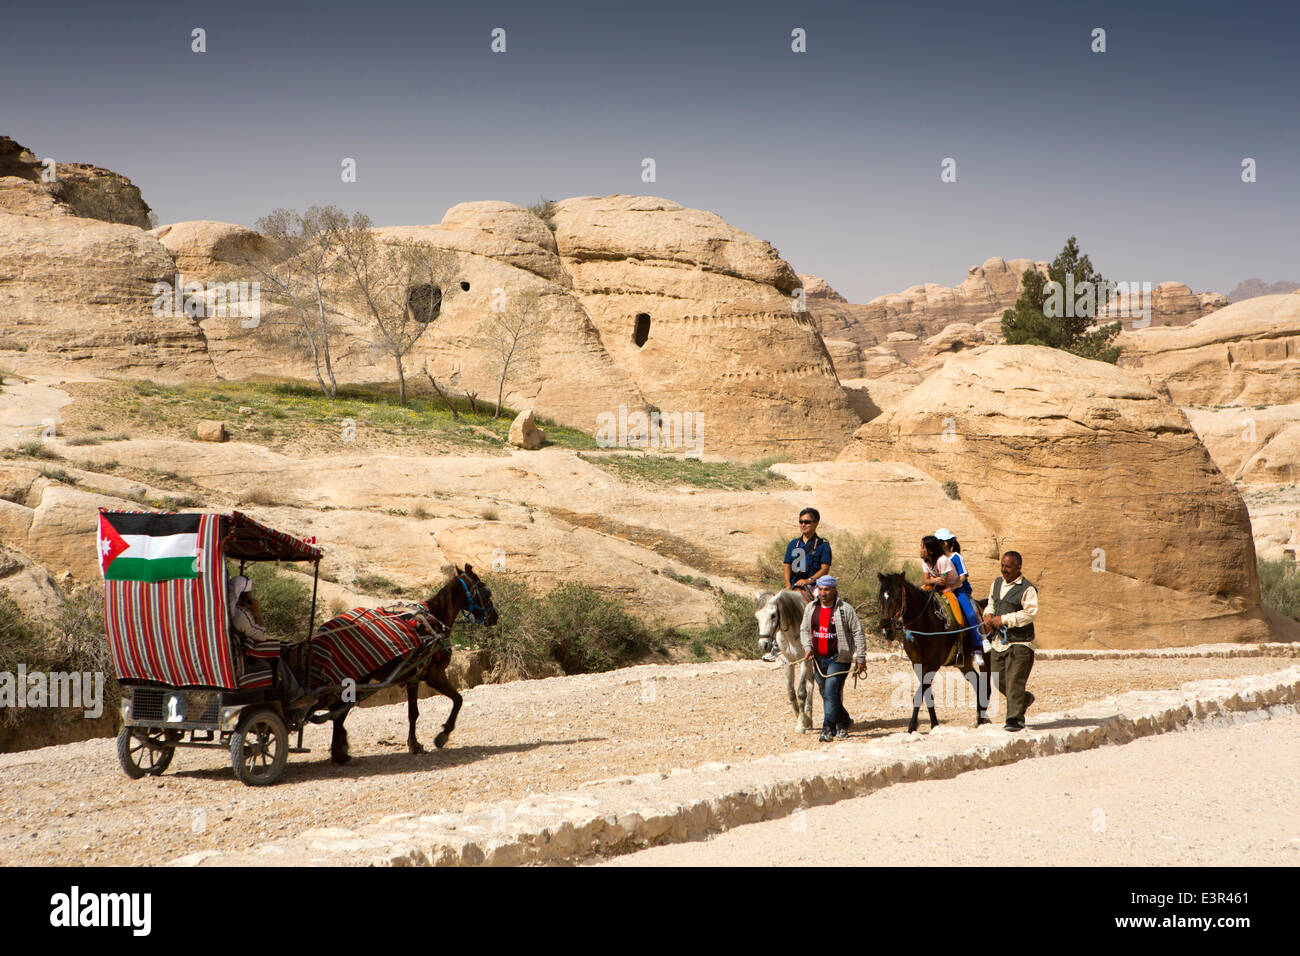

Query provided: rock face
[797,274,846,302]
[1103,282,1227,328]
[551,195,860,460]
[1118,294,1300,406]
[912,321,998,372]
[839,346,1275,649]
[0,208,214,380]
[150,220,275,281]
[813,257,1042,350]
[823,338,866,379]
[1228,278,1300,302]
[0,136,152,227]
[508,409,545,449]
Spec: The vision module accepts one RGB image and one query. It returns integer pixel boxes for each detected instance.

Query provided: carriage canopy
[100,510,322,689]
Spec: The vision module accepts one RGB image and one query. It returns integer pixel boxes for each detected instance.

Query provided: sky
[3,0,1297,302]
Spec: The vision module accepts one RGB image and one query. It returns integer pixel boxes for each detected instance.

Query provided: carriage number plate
[165,693,186,723]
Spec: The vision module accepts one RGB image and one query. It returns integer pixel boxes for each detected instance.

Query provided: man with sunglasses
[761,507,834,661]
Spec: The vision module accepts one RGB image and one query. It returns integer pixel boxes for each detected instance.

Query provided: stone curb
[174,664,1300,867]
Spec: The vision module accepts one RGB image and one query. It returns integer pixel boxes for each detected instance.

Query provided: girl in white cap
[936,529,985,669]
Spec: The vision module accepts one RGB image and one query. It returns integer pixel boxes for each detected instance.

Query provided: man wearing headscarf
[800,576,867,742]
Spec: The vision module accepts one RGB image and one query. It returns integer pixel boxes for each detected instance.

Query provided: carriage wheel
[116,726,175,779]
[230,708,289,786]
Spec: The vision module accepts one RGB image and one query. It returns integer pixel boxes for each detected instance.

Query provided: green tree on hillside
[1001,236,1122,363]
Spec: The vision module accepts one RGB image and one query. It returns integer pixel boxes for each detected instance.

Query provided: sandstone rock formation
[812,257,1041,350]
[912,321,998,372]
[508,409,545,449]
[195,420,226,442]
[823,338,866,379]
[839,345,1276,649]
[0,136,152,227]
[0,207,214,380]
[551,195,860,460]
[796,274,846,302]
[1118,294,1300,406]
[150,220,275,281]
[1228,278,1300,302]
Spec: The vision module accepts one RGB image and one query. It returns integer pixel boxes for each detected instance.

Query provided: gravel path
[603,711,1300,866]
[0,655,1293,866]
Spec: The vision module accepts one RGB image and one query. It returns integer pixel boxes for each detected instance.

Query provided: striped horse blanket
[309,603,449,689]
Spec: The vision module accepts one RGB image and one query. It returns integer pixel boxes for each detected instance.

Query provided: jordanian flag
[98,512,202,582]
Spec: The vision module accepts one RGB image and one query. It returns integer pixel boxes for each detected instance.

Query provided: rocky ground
[0,653,1294,866]
[606,710,1300,866]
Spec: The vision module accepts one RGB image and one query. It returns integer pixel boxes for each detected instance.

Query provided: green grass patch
[577,453,790,490]
[99,379,598,451]
[1260,557,1300,622]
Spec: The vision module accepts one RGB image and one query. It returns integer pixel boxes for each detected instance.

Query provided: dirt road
[1,653,1294,866]
[605,712,1300,866]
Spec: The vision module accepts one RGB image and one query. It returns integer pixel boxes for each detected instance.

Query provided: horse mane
[775,589,806,631]
[423,569,464,626]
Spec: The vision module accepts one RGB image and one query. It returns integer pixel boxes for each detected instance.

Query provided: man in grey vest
[982,550,1038,732]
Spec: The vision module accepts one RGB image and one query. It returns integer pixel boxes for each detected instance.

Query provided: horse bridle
[457,574,495,624]
[881,580,929,638]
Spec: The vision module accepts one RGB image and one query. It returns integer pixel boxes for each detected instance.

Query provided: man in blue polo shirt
[784,507,832,597]
[765,508,833,661]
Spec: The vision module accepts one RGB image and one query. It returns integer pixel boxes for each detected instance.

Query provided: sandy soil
[604,711,1300,866]
[0,654,1293,866]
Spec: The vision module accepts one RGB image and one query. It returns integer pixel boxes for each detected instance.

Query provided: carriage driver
[229,576,309,708]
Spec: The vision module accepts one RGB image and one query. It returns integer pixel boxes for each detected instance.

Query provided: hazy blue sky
[4,0,1297,301]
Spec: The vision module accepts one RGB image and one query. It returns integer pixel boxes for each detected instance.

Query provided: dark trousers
[991,643,1034,726]
[814,655,851,733]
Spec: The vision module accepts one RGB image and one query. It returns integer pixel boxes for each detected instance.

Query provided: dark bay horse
[317,565,497,764]
[877,571,990,733]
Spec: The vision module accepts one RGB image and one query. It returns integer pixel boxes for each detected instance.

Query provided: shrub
[469,576,555,679]
[18,440,60,460]
[1259,558,1300,622]
[694,589,760,658]
[942,480,960,500]
[474,576,656,679]
[0,585,119,730]
[354,572,404,597]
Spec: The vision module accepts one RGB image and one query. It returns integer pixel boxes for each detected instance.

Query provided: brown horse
[876,571,991,733]
[317,565,498,764]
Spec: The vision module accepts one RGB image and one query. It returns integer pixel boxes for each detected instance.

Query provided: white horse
[755,590,814,732]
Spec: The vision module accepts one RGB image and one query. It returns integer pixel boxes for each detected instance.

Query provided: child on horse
[920,534,981,669]
[936,528,985,670]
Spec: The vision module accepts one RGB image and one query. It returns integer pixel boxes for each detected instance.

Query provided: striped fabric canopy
[310,604,448,689]
[103,511,237,689]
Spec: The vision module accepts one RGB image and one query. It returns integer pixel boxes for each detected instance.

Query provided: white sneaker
[762,651,778,662]
[973,653,985,670]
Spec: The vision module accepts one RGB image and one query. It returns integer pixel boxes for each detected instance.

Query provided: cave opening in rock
[407,284,442,323]
[460,281,470,291]
[633,313,651,348]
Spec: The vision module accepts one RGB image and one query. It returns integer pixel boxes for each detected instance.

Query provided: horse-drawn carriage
[102,509,471,786]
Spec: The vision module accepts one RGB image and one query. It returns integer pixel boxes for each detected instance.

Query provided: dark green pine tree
[1001,236,1123,363]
